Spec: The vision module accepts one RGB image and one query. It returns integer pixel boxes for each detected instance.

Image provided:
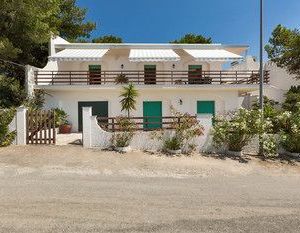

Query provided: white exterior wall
[229,58,300,103]
[82,106,213,152]
[44,88,239,132]
[52,50,223,72]
[262,62,300,102]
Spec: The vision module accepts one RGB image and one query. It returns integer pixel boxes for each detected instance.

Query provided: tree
[0,75,26,108]
[170,33,212,44]
[119,84,138,117]
[282,86,300,112]
[58,0,96,41]
[92,35,123,43]
[0,0,96,84]
[265,25,300,80]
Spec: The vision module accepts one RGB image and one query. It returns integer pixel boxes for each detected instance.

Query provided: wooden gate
[26,110,56,144]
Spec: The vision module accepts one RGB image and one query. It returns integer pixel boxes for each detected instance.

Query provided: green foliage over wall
[0,109,16,147]
[170,33,212,44]
[265,25,300,80]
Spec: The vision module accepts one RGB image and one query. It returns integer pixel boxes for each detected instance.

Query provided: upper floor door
[188,65,202,84]
[89,65,101,85]
[144,65,156,85]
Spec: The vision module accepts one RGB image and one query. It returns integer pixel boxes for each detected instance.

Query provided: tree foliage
[170,33,212,44]
[119,84,138,117]
[0,75,26,108]
[0,109,16,147]
[0,0,96,83]
[282,86,300,112]
[92,35,123,43]
[265,25,300,80]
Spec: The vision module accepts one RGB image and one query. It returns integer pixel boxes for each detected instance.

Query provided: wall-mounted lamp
[121,64,124,69]
[179,99,183,105]
[172,64,176,69]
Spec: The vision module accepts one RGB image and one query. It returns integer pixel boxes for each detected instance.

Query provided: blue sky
[77,0,300,59]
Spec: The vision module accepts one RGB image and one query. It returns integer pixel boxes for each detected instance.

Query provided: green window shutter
[89,65,101,71]
[143,101,162,130]
[197,101,215,116]
[189,65,202,71]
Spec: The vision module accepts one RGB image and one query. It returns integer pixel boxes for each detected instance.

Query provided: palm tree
[119,84,138,117]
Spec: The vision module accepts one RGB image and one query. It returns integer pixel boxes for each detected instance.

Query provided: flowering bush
[212,109,257,152]
[277,108,300,153]
[111,116,135,148]
[212,109,277,155]
[153,108,204,153]
[111,132,133,148]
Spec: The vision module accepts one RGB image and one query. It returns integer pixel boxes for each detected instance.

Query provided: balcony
[34,70,270,86]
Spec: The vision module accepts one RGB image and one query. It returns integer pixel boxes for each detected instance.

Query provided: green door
[88,65,101,84]
[188,65,202,84]
[143,101,162,130]
[197,101,215,116]
[78,101,108,132]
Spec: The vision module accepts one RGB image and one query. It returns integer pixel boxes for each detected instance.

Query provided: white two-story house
[26,36,270,132]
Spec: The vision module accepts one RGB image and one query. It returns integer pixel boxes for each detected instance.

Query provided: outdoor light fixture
[121,64,124,69]
[179,99,183,105]
[172,64,176,69]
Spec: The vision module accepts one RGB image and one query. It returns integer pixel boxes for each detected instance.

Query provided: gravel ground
[0,145,300,233]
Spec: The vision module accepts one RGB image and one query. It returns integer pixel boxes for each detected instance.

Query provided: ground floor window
[197,101,215,116]
[143,101,162,130]
[78,101,108,132]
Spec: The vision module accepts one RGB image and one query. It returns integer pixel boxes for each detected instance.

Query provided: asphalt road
[0,146,300,232]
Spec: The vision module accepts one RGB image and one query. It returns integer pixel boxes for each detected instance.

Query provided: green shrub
[111,132,133,148]
[163,136,181,151]
[282,86,300,112]
[252,96,281,133]
[153,108,204,154]
[110,116,135,148]
[277,109,300,153]
[53,108,68,127]
[213,109,257,152]
[0,75,26,108]
[0,109,16,147]
[24,90,46,111]
[115,74,128,84]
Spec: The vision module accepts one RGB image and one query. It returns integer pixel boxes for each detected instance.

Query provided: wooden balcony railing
[97,116,197,132]
[34,70,270,86]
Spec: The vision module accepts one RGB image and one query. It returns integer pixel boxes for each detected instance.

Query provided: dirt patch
[0,145,299,178]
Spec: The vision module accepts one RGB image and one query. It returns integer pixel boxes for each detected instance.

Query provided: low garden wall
[82,107,213,152]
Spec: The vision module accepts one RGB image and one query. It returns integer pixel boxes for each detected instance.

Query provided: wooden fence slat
[48,111,52,144]
[52,110,56,144]
[26,109,56,145]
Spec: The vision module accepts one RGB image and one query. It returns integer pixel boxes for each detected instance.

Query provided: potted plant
[111,116,135,153]
[59,120,72,134]
[174,79,183,85]
[163,136,182,154]
[112,131,133,153]
[115,74,128,84]
[53,108,72,134]
[152,107,204,155]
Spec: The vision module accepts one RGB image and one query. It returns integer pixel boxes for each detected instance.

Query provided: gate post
[82,107,92,148]
[16,106,27,145]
